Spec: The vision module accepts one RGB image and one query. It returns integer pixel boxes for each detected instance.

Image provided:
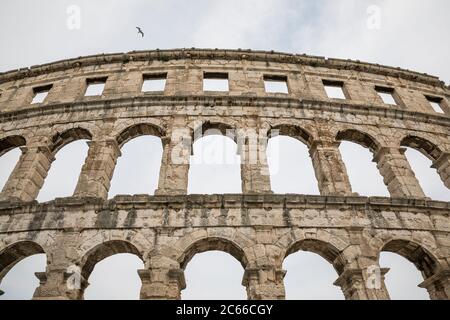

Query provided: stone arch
[116,123,165,148]
[0,241,46,282]
[399,133,450,198]
[400,135,443,162]
[276,229,351,270]
[177,237,249,270]
[50,127,93,153]
[380,239,441,279]
[79,240,143,280]
[336,129,380,153]
[188,120,242,194]
[0,135,26,157]
[336,128,391,197]
[265,123,320,194]
[268,124,314,147]
[284,239,347,274]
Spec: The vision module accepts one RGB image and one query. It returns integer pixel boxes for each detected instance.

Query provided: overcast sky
[1,0,449,300]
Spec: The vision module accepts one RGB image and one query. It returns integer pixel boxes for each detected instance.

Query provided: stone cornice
[0,48,446,88]
[0,194,449,215]
[1,95,450,128]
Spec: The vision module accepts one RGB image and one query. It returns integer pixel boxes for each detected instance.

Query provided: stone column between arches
[33,232,88,300]
[432,152,450,190]
[240,234,286,300]
[73,139,121,199]
[239,128,272,194]
[331,229,391,300]
[242,266,286,300]
[373,147,426,198]
[139,256,186,300]
[0,145,55,202]
[309,140,353,196]
[334,267,390,300]
[33,268,89,300]
[155,117,191,196]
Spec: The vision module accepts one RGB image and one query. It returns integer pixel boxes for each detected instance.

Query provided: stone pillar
[432,152,450,190]
[419,269,450,300]
[33,232,86,300]
[239,130,272,194]
[155,127,191,196]
[139,268,186,300]
[373,147,426,198]
[242,266,286,300]
[334,267,390,300]
[73,140,121,199]
[0,146,54,202]
[33,268,88,300]
[309,140,353,196]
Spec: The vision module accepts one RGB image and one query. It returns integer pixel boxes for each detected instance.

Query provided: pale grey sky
[1,0,449,300]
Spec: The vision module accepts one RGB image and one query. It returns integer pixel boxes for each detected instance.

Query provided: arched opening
[0,241,46,300]
[83,253,144,300]
[109,124,164,197]
[401,136,442,161]
[109,137,162,197]
[283,239,345,300]
[401,136,450,201]
[283,252,344,300]
[188,122,241,194]
[380,240,438,300]
[37,128,92,202]
[337,130,389,196]
[380,252,429,300]
[179,238,247,300]
[0,135,26,191]
[81,240,144,300]
[182,251,246,300]
[267,125,319,194]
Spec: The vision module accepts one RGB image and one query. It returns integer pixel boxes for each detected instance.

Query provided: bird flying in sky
[136,27,144,37]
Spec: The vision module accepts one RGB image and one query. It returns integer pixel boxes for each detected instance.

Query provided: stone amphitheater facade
[0,49,449,300]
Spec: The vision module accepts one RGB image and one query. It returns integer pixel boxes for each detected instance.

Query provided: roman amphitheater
[0,49,449,300]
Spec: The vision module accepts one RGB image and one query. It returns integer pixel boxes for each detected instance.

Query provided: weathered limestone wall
[0,49,449,300]
[0,49,449,115]
[0,195,450,300]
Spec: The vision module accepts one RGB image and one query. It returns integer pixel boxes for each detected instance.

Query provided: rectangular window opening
[264,75,288,94]
[85,77,107,96]
[323,80,346,99]
[426,96,445,114]
[375,86,397,105]
[31,84,52,104]
[203,72,229,92]
[142,73,167,92]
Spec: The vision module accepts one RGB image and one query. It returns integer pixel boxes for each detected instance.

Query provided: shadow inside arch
[193,121,236,143]
[0,241,46,282]
[400,135,443,161]
[0,135,26,157]
[381,239,440,279]
[50,127,92,154]
[285,239,346,274]
[116,123,165,148]
[269,124,313,147]
[80,240,143,280]
[178,237,248,270]
[336,129,379,153]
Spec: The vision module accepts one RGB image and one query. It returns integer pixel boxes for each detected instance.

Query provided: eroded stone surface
[0,49,449,300]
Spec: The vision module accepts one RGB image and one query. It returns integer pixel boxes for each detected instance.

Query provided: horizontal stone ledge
[0,194,449,214]
[1,95,449,127]
[0,48,443,87]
